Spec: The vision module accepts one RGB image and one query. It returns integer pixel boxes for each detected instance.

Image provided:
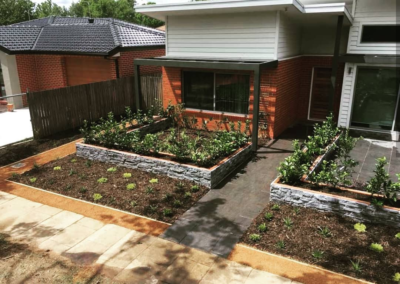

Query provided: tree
[0,0,36,25]
[35,0,69,18]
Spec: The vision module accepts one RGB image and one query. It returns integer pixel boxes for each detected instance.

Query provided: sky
[31,0,189,8]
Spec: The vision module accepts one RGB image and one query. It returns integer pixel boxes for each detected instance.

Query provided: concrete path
[161,138,295,257]
[0,108,33,147]
[0,191,298,284]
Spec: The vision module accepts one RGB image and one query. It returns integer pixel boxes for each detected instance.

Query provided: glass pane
[215,74,250,114]
[183,72,214,111]
[361,25,400,43]
[351,67,400,131]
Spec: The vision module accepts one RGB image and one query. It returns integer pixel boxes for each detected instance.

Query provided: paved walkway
[0,108,33,147]
[161,138,295,257]
[0,191,297,284]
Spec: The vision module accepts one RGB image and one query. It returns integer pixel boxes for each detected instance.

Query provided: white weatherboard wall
[347,0,399,55]
[277,11,301,59]
[166,12,277,59]
[338,62,355,128]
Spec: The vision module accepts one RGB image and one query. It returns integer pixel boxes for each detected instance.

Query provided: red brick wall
[118,48,165,77]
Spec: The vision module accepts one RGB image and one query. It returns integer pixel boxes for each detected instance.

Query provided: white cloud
[32,0,75,7]
[32,0,190,9]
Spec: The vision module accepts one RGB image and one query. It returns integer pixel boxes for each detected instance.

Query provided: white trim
[279,54,334,61]
[185,108,249,118]
[165,16,169,55]
[357,22,399,48]
[274,10,281,60]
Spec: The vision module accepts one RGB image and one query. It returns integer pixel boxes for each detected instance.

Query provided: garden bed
[9,154,209,223]
[240,203,400,284]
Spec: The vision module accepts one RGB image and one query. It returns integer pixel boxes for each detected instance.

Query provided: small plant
[145,186,154,194]
[271,204,280,211]
[79,174,87,180]
[79,187,87,193]
[85,160,92,168]
[283,217,293,229]
[395,233,400,240]
[149,178,158,184]
[264,212,273,221]
[123,173,132,178]
[173,199,182,208]
[191,185,200,192]
[312,250,325,260]
[97,177,108,184]
[64,184,72,191]
[163,208,173,217]
[107,167,117,173]
[393,273,400,282]
[354,223,367,233]
[130,200,137,207]
[371,198,384,208]
[69,169,76,176]
[350,260,362,274]
[318,227,332,238]
[163,193,173,201]
[249,234,261,242]
[32,163,40,170]
[258,223,267,232]
[126,183,136,190]
[53,166,61,171]
[29,177,37,183]
[183,192,191,199]
[175,182,185,192]
[93,193,103,202]
[293,207,301,215]
[276,240,285,249]
[10,173,20,178]
[149,205,158,213]
[71,158,77,163]
[369,243,384,253]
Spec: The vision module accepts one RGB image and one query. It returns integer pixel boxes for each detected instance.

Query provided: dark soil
[241,203,400,284]
[0,130,82,167]
[10,154,209,223]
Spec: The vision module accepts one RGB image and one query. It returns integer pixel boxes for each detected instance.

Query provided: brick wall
[118,48,165,77]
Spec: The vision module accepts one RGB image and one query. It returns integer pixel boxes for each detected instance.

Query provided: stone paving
[161,138,295,257]
[0,191,297,284]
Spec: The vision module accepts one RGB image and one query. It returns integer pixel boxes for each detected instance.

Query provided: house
[0,16,166,108]
[135,0,399,148]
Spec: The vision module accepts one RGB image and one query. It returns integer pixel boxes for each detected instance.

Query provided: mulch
[10,154,209,223]
[240,203,400,284]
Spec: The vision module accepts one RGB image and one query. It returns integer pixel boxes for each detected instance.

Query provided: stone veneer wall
[270,182,400,228]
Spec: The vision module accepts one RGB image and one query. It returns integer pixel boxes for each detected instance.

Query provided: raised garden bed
[241,203,400,284]
[9,154,209,223]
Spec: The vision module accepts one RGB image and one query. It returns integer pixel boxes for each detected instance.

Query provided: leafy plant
[173,199,182,208]
[312,250,325,259]
[278,140,309,185]
[53,166,61,171]
[276,240,285,249]
[393,273,400,282]
[264,212,273,221]
[395,233,400,240]
[145,186,154,194]
[258,223,267,232]
[249,234,261,242]
[148,205,158,213]
[29,177,37,183]
[107,167,117,173]
[85,160,92,168]
[163,193,173,201]
[93,193,103,202]
[354,223,367,233]
[350,260,362,274]
[71,159,77,163]
[97,177,108,184]
[32,163,40,170]
[318,226,332,238]
[293,207,301,215]
[123,173,132,179]
[191,185,200,192]
[64,184,72,191]
[126,183,136,190]
[271,204,280,211]
[10,173,20,178]
[79,187,87,193]
[149,178,158,184]
[369,243,384,253]
[130,200,137,207]
[175,181,185,192]
[163,208,173,217]
[69,169,76,176]
[371,198,384,208]
[184,192,192,199]
[283,217,293,229]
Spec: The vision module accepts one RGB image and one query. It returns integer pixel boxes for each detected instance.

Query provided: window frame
[181,69,251,116]
[358,23,399,46]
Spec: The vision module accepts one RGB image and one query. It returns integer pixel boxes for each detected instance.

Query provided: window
[351,67,400,131]
[183,71,250,114]
[361,25,400,43]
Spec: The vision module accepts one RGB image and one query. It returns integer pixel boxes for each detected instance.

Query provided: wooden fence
[28,74,162,139]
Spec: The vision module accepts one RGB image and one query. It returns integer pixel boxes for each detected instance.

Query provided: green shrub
[395,233,400,240]
[53,166,61,171]
[312,250,324,259]
[107,167,117,173]
[258,223,267,232]
[293,207,301,215]
[29,177,37,183]
[71,159,77,163]
[85,160,92,168]
[97,177,108,184]
[163,193,173,201]
[191,185,200,192]
[350,260,362,274]
[184,192,192,199]
[276,240,285,249]
[123,173,132,178]
[369,243,384,253]
[271,204,280,211]
[173,199,182,208]
[393,273,400,282]
[318,226,332,238]
[371,198,384,207]
[130,201,137,207]
[69,169,76,176]
[79,187,87,193]
[64,184,72,191]
[32,163,40,170]
[145,186,154,194]
[249,234,261,242]
[93,193,103,202]
[10,173,20,178]
[175,181,185,192]
[264,212,273,221]
[148,205,158,213]
[283,217,293,229]
[278,140,309,185]
[149,178,158,184]
[126,183,136,190]
[354,223,367,233]
[163,208,173,217]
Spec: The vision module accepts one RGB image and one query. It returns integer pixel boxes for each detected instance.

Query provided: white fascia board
[302,3,353,23]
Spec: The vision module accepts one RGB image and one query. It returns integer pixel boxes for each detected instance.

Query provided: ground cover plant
[80,103,251,167]
[9,154,208,223]
[241,203,400,284]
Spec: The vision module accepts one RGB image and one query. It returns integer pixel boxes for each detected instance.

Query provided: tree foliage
[0,0,36,26]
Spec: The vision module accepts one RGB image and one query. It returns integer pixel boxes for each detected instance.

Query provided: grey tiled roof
[1,16,165,55]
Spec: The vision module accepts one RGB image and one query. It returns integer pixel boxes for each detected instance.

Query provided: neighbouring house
[135,0,399,148]
[0,16,166,108]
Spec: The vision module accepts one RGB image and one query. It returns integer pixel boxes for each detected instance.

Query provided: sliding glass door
[351,67,400,131]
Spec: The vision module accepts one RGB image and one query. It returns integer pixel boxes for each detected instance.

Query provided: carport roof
[0,16,165,56]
